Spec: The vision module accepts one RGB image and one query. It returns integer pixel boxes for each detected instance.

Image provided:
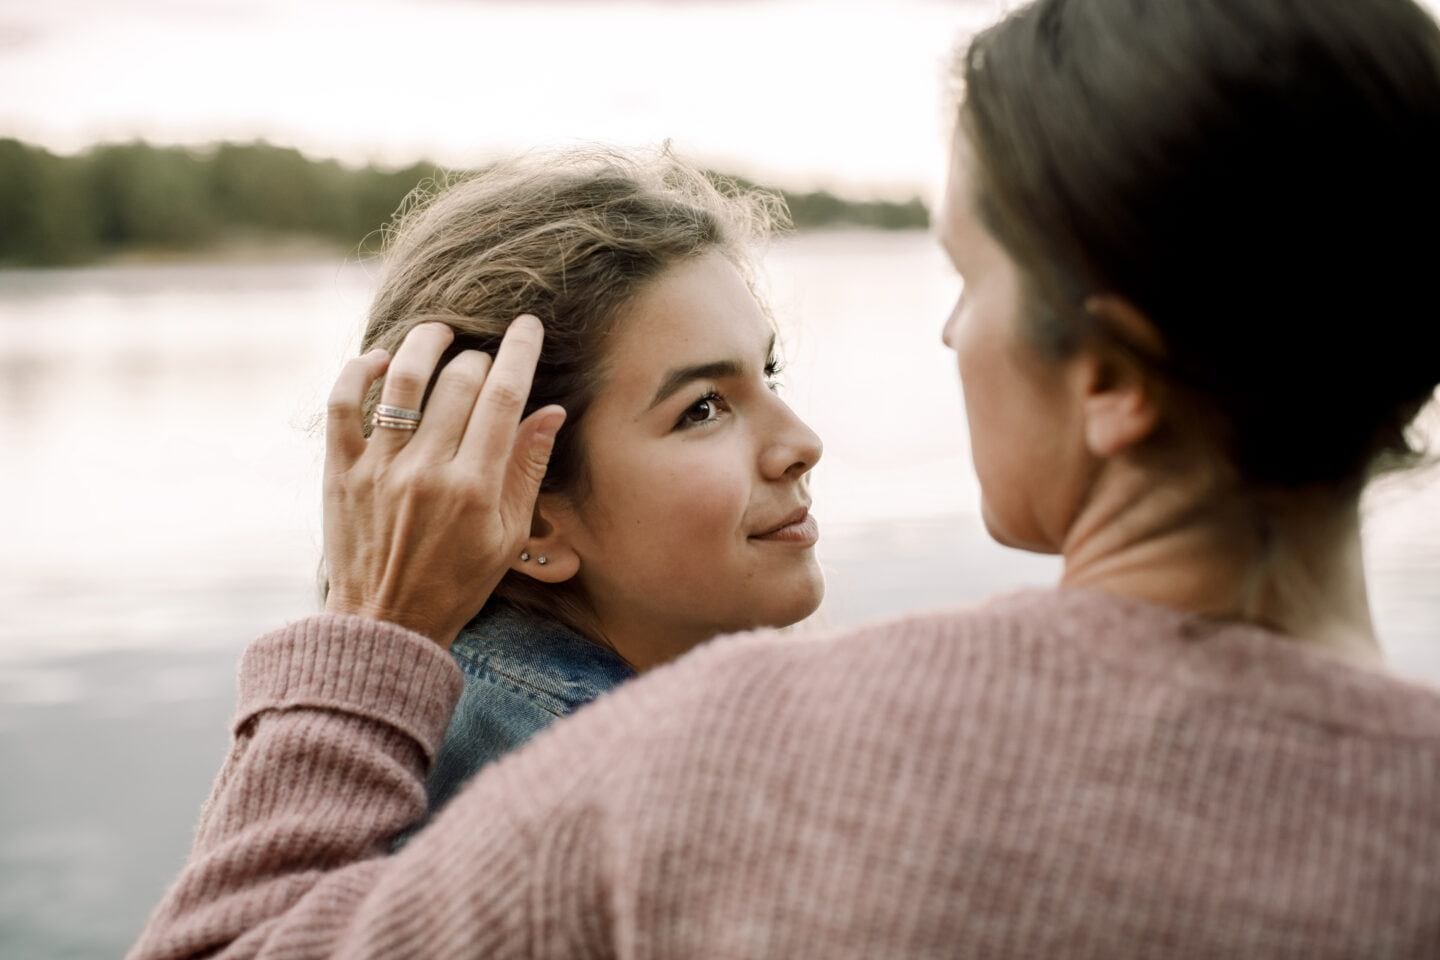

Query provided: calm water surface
[2,231,1437,957]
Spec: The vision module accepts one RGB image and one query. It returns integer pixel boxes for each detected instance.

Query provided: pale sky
[8,0,1436,197]
[0,0,1004,197]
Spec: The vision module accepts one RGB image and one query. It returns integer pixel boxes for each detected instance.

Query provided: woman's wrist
[239,614,463,752]
[322,595,462,650]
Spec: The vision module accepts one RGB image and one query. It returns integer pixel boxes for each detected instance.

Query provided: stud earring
[520,551,531,562]
[537,556,548,566]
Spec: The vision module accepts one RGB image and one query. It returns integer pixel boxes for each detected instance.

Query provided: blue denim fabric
[424,601,635,815]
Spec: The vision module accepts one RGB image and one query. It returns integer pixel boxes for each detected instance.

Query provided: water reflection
[1,236,1437,680]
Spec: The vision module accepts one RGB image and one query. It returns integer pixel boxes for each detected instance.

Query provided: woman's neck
[1059,458,1381,665]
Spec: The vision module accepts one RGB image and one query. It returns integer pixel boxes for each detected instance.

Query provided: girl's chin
[749,570,827,630]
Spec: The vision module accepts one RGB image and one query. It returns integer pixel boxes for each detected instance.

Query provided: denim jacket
[423,601,636,815]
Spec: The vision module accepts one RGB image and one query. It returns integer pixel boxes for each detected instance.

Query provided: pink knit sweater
[129,589,1440,958]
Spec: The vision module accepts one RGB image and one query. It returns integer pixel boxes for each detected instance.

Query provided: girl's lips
[750,511,820,546]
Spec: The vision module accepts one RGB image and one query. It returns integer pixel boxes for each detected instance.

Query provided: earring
[537,556,548,566]
[520,551,531,562]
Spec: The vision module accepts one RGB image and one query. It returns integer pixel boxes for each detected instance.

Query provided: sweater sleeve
[124,613,607,960]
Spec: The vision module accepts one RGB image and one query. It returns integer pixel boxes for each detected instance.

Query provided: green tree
[0,138,928,267]
[88,142,218,249]
[0,139,101,265]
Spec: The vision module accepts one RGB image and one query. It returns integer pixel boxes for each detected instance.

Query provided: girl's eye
[678,392,726,428]
[764,358,785,393]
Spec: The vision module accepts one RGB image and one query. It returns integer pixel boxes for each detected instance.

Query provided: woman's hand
[321,317,565,648]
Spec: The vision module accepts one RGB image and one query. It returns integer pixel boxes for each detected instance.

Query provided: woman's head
[942,0,1440,549]
[362,149,823,665]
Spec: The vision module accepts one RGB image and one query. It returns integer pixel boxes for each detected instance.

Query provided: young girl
[354,150,825,813]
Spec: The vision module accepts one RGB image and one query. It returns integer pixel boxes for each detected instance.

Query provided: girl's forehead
[606,255,773,368]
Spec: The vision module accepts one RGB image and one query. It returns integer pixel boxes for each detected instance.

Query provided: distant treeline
[0,139,929,267]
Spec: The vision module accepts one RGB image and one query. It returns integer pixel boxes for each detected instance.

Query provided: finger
[371,322,455,455]
[404,349,493,462]
[500,405,567,525]
[326,348,390,472]
[458,315,545,476]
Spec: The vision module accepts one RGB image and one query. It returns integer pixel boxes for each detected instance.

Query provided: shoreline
[0,225,935,272]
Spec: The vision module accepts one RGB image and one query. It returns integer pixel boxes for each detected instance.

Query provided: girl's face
[541,252,824,669]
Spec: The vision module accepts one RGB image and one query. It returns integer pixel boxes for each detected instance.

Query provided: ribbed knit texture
[128,589,1440,958]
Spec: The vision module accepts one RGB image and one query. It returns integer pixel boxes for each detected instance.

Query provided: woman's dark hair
[959,0,1440,491]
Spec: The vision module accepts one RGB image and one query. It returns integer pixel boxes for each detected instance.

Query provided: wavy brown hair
[351,147,786,635]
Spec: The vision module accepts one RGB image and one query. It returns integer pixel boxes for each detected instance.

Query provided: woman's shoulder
[1027,587,1440,742]
[591,590,1059,730]
[636,587,1440,745]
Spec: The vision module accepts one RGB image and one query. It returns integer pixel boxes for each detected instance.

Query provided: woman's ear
[1077,295,1165,458]
[509,495,581,584]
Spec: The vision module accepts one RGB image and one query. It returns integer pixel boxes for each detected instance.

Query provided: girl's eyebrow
[645,334,777,412]
[646,360,744,411]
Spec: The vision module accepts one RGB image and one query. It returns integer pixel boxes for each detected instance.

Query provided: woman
[131,0,1440,956]
[347,151,824,814]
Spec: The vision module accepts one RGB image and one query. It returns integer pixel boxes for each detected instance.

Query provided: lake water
[2,231,1438,956]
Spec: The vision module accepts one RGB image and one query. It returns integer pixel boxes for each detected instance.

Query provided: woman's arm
[129,616,464,960]
[129,319,582,958]
[129,611,624,960]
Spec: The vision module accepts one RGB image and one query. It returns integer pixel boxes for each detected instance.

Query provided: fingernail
[539,408,566,440]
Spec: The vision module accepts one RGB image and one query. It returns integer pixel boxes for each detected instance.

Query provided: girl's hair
[355,147,784,632]
[956,0,1440,492]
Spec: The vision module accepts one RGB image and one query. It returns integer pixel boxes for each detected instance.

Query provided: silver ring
[372,414,419,432]
[375,404,422,422]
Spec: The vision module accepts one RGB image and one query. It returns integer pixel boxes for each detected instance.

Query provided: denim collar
[448,601,636,713]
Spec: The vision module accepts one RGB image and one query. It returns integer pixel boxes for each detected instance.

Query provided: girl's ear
[508,494,580,583]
